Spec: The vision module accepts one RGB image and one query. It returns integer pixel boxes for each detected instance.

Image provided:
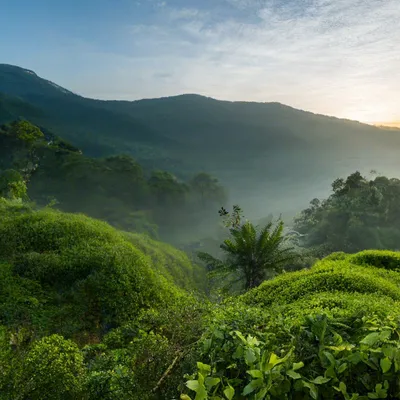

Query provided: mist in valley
[2,0,400,398]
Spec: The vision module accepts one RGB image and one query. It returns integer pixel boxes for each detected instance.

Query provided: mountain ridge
[2,63,400,218]
[1,63,395,129]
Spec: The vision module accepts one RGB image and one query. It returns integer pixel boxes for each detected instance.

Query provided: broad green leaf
[187,381,200,392]
[205,377,220,390]
[335,381,347,395]
[255,387,269,400]
[382,346,396,358]
[269,353,279,366]
[384,380,389,390]
[347,352,362,365]
[311,376,331,385]
[235,331,247,343]
[247,335,260,346]
[380,357,392,373]
[197,362,211,375]
[292,362,304,371]
[338,363,348,374]
[203,339,212,353]
[286,369,302,380]
[247,369,263,379]
[187,377,207,400]
[303,381,318,400]
[360,332,381,347]
[195,385,207,400]
[379,330,392,341]
[327,344,355,352]
[181,395,192,400]
[224,385,235,400]
[242,379,264,396]
[233,345,243,359]
[245,348,257,365]
[323,351,336,366]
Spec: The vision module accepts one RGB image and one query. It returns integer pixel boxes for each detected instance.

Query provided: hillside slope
[2,63,400,216]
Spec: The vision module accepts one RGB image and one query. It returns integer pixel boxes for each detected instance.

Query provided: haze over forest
[1,63,400,223]
[2,1,400,399]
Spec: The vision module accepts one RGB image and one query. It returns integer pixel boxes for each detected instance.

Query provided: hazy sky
[1,0,399,123]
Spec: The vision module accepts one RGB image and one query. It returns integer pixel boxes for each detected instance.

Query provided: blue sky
[1,0,399,123]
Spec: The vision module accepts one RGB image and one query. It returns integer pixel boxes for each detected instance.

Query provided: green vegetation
[3,64,400,399]
[2,63,400,215]
[295,171,400,256]
[0,199,209,399]
[198,206,298,292]
[0,119,226,243]
[2,185,400,398]
[181,252,400,400]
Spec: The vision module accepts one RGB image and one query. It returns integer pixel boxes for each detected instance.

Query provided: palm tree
[198,207,298,292]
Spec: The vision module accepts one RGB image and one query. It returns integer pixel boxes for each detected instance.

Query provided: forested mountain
[4,64,400,400]
[2,63,400,218]
[0,121,227,243]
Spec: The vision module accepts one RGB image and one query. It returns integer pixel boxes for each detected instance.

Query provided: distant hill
[1,63,400,217]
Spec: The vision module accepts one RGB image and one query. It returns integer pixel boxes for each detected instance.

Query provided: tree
[148,170,187,207]
[8,120,44,145]
[198,205,297,292]
[294,171,400,255]
[189,172,226,207]
[4,121,45,182]
[0,169,27,200]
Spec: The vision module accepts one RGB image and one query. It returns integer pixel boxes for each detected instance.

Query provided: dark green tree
[148,170,187,207]
[189,172,226,207]
[295,171,400,255]
[3,121,45,182]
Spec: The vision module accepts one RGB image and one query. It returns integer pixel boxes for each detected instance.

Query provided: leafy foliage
[0,120,226,242]
[295,171,400,256]
[241,260,400,307]
[0,202,196,340]
[182,315,400,399]
[179,251,400,399]
[0,169,27,199]
[16,334,85,400]
[198,206,299,292]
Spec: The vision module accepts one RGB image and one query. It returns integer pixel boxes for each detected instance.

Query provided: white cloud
[78,0,400,122]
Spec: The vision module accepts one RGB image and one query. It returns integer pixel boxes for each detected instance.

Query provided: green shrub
[123,231,207,292]
[322,251,348,261]
[16,334,85,400]
[241,260,400,307]
[0,262,45,329]
[0,206,185,338]
[349,250,400,271]
[281,291,400,323]
[84,331,173,400]
[182,315,400,399]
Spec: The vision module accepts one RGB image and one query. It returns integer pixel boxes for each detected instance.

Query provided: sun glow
[340,105,399,126]
[371,121,400,128]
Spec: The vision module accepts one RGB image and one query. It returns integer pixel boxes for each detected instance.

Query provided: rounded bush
[0,207,184,337]
[18,334,85,400]
[349,250,400,271]
[241,260,400,307]
[322,251,348,261]
[280,291,400,322]
[123,231,206,292]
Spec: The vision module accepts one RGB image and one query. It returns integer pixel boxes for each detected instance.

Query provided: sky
[1,0,399,124]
